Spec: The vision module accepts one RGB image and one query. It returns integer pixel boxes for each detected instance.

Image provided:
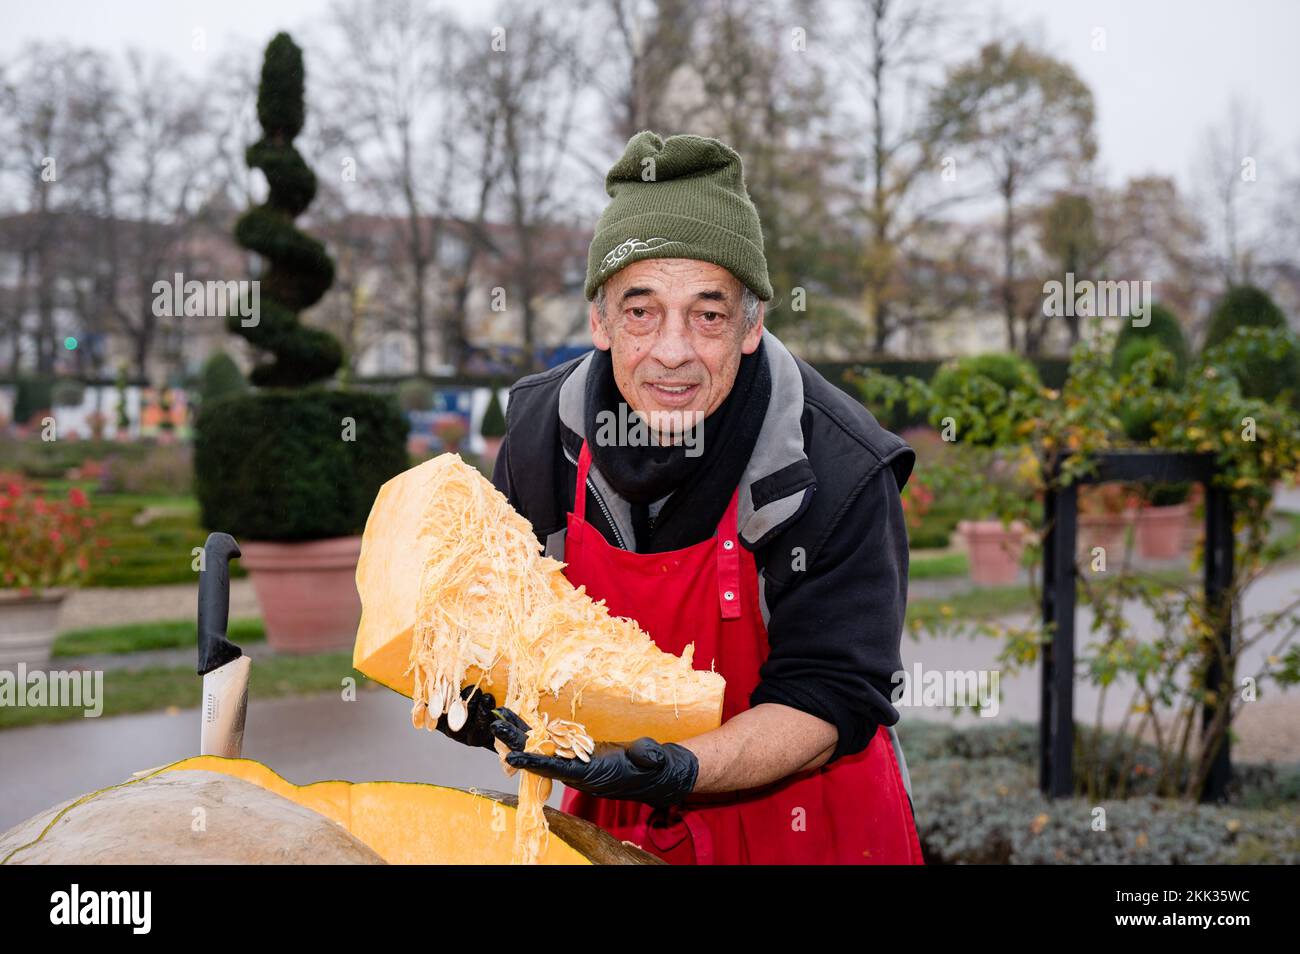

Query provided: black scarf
[583,339,771,553]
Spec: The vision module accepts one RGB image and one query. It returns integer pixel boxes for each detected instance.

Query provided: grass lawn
[906,584,1035,629]
[88,493,244,588]
[909,550,968,579]
[53,618,265,657]
[0,651,381,729]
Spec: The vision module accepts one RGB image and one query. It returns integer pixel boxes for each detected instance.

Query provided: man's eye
[627,307,650,319]
[699,312,723,322]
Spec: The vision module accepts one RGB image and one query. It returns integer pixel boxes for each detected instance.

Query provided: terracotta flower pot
[1077,510,1135,562]
[1136,503,1191,560]
[239,537,363,654]
[0,589,68,668]
[481,435,504,463]
[958,520,1027,586]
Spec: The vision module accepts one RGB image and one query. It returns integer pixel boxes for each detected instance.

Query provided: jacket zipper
[563,445,628,550]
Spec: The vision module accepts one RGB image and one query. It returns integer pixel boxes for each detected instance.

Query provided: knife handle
[197,532,242,676]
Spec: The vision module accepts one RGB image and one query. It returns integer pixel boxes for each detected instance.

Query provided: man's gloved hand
[490,708,698,809]
[434,687,499,750]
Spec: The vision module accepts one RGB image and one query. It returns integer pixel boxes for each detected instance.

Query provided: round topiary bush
[198,351,247,406]
[1203,285,1300,406]
[397,378,434,413]
[194,389,407,541]
[1111,303,1189,381]
[929,353,1041,446]
[1113,337,1177,443]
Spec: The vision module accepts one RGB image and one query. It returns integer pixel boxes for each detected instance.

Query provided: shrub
[929,353,1041,447]
[1113,337,1177,442]
[480,387,506,439]
[98,444,194,496]
[0,476,107,594]
[1202,285,1300,406]
[1111,303,1189,379]
[51,380,86,408]
[198,351,247,406]
[13,376,54,424]
[194,389,407,541]
[904,722,1300,864]
[397,378,434,413]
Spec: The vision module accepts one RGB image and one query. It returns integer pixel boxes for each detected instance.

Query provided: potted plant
[1134,482,1193,559]
[1110,305,1195,560]
[193,33,407,654]
[950,447,1033,586]
[0,477,104,667]
[929,354,1042,586]
[1077,482,1138,561]
[480,387,507,463]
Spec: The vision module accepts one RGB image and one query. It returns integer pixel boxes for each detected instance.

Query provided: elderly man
[443,131,921,865]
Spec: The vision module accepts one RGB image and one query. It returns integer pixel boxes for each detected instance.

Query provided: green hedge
[194,389,407,541]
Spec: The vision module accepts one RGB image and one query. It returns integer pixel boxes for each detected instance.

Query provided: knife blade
[196,532,247,757]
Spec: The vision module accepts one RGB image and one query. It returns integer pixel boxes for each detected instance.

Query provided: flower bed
[905,722,1300,864]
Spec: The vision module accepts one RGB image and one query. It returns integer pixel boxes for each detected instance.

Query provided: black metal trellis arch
[1039,451,1234,804]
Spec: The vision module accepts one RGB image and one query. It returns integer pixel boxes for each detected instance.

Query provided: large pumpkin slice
[0,758,659,865]
[354,454,725,862]
[354,454,726,743]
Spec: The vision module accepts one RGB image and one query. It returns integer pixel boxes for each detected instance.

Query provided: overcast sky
[4,0,1297,194]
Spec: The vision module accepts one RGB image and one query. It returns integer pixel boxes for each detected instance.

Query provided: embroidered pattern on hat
[600,237,686,273]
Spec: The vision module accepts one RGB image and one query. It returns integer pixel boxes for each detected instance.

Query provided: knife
[197,532,249,758]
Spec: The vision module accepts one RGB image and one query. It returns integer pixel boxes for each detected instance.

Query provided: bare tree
[1196,96,1265,289]
[71,51,209,380]
[928,40,1096,353]
[321,0,456,375]
[482,2,587,371]
[0,43,87,374]
[595,0,697,142]
[837,0,968,354]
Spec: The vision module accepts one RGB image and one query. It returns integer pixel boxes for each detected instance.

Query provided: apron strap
[574,440,592,522]
[716,491,742,620]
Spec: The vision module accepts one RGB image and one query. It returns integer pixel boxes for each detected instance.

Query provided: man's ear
[590,302,611,351]
[741,302,765,354]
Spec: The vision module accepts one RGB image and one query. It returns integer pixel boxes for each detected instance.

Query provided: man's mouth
[644,382,700,405]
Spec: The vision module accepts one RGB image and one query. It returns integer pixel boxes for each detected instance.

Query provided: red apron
[560,441,924,865]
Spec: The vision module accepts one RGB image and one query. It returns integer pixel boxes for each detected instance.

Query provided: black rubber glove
[490,708,699,809]
[435,687,499,750]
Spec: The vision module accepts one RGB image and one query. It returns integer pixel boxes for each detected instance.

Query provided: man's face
[590,258,764,427]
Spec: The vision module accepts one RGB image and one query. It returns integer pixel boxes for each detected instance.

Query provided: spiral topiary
[230,32,342,388]
[195,32,407,543]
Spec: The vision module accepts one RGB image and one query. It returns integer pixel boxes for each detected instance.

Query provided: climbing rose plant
[858,324,1300,802]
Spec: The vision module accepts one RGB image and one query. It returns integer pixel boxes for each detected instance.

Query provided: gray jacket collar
[556,329,813,548]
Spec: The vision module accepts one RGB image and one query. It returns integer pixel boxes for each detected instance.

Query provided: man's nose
[649,311,695,368]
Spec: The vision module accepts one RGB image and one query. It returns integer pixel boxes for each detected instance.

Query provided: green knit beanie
[585,131,772,302]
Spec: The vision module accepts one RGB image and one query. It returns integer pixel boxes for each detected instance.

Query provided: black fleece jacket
[491,340,914,764]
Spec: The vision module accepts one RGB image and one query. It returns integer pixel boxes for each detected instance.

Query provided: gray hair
[594,282,763,330]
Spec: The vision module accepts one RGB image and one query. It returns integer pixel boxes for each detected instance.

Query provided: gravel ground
[58,579,261,632]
